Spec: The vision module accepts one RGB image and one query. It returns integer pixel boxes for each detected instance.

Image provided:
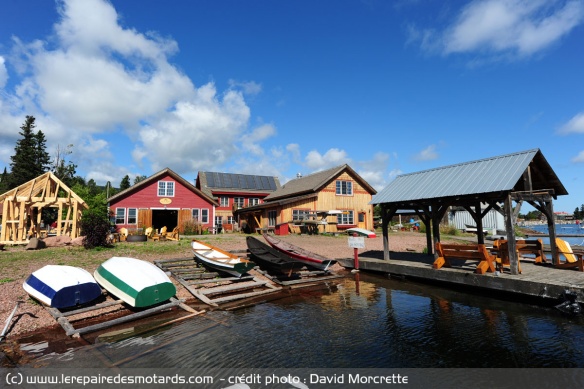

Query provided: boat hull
[192,239,256,277]
[94,257,176,308]
[346,227,376,238]
[246,236,306,275]
[262,234,336,271]
[23,265,102,309]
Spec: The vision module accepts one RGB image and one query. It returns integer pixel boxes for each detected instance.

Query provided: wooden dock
[338,250,584,306]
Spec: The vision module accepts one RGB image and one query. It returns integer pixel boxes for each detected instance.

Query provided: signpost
[348,233,365,271]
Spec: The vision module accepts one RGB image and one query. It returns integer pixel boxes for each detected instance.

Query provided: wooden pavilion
[371,149,569,275]
[0,172,88,244]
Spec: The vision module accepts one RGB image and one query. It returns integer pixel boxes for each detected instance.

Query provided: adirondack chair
[554,238,584,271]
[144,227,154,239]
[119,228,129,242]
[152,226,167,241]
[166,226,180,241]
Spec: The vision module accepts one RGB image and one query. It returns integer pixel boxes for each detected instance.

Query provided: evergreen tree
[0,167,8,194]
[34,130,51,173]
[119,175,131,191]
[9,116,41,188]
[134,175,147,185]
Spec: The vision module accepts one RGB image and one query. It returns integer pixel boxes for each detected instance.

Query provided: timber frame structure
[0,172,88,244]
[371,149,568,275]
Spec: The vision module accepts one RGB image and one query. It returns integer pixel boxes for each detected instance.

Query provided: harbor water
[13,272,584,369]
[525,223,584,247]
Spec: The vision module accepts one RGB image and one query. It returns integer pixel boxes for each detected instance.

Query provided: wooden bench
[434,242,496,274]
[492,239,547,273]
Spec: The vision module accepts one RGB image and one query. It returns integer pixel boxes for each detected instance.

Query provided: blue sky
[1,0,584,213]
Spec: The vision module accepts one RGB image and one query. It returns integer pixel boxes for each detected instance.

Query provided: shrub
[80,211,112,249]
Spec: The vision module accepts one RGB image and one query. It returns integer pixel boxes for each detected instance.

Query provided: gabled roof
[197,171,280,198]
[264,164,377,202]
[371,148,567,205]
[0,171,87,207]
[107,168,219,206]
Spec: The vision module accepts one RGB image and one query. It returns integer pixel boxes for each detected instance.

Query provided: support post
[504,194,519,275]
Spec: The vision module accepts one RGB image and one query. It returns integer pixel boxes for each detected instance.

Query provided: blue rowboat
[23,265,102,309]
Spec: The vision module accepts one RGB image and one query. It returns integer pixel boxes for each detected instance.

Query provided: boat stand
[254,268,344,288]
[155,257,282,307]
[45,296,193,337]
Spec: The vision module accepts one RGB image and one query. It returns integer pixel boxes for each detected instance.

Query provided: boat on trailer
[262,233,336,271]
[191,239,256,277]
[246,236,306,276]
[94,257,176,308]
[23,265,102,309]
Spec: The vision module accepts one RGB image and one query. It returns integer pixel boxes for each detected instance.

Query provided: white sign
[348,236,365,249]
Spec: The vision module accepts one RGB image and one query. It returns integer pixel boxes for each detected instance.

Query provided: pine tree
[0,167,9,194]
[34,130,51,173]
[9,116,40,189]
[119,175,131,191]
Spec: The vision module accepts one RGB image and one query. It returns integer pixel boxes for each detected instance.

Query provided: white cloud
[414,144,439,161]
[411,0,584,59]
[558,112,584,134]
[0,57,7,88]
[304,148,351,170]
[0,0,256,184]
[228,79,263,95]
[571,150,584,163]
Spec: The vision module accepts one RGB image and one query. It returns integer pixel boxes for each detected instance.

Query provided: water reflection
[13,273,584,368]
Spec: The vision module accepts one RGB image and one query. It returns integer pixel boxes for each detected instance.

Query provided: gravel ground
[0,231,436,340]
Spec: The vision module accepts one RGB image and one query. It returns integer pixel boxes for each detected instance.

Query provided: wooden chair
[166,226,180,241]
[554,238,584,271]
[119,228,129,242]
[144,227,154,239]
[152,226,167,241]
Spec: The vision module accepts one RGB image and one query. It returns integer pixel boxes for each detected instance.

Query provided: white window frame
[292,209,311,221]
[201,209,209,224]
[337,210,354,225]
[115,208,126,224]
[234,197,245,208]
[127,208,137,225]
[336,180,353,196]
[192,209,200,222]
[249,198,260,206]
[220,196,229,207]
[158,181,175,197]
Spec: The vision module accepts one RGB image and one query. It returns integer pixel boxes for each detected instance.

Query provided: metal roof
[371,148,567,205]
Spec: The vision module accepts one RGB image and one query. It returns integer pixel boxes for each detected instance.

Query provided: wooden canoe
[191,239,256,277]
[262,233,336,271]
[94,257,176,308]
[246,236,306,275]
[23,265,102,309]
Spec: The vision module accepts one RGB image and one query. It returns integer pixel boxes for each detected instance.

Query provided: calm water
[15,272,584,369]
[527,223,584,246]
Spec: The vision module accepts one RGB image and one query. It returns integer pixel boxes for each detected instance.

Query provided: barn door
[178,209,192,233]
[138,209,152,230]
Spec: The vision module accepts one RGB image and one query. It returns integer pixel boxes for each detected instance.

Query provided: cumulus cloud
[0,0,255,183]
[558,112,584,134]
[414,145,439,161]
[0,57,7,88]
[304,148,351,171]
[410,0,584,59]
[571,150,584,163]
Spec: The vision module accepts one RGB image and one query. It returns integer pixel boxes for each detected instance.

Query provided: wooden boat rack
[253,268,344,287]
[45,296,195,337]
[155,257,282,307]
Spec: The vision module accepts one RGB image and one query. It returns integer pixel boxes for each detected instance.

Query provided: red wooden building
[107,168,219,233]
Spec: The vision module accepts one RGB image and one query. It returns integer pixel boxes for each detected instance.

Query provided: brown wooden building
[235,164,377,234]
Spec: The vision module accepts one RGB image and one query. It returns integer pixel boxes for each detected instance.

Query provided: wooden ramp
[45,296,195,337]
[254,268,344,288]
[155,257,281,307]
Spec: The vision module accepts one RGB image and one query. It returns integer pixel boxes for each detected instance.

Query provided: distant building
[235,164,377,234]
[195,172,281,231]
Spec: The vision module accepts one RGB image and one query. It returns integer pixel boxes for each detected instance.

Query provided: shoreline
[0,231,435,344]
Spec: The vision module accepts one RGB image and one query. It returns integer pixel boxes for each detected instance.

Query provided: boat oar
[0,301,21,342]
